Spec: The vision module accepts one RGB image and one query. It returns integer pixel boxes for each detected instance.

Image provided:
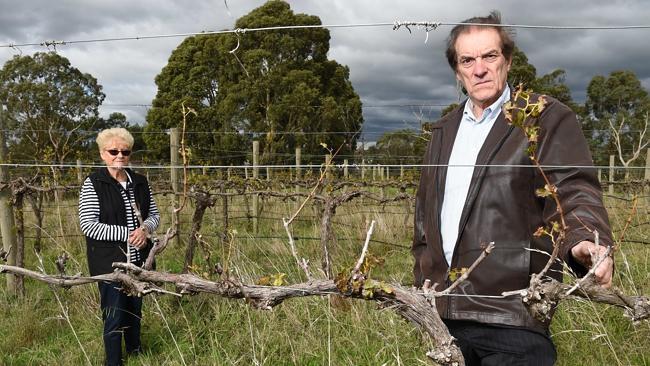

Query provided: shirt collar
[463,84,511,123]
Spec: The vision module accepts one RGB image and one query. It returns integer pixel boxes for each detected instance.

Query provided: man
[412,11,614,365]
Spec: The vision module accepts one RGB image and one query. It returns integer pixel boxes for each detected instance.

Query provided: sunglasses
[105,149,131,157]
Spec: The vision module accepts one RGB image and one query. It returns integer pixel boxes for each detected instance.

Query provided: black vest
[85,167,153,276]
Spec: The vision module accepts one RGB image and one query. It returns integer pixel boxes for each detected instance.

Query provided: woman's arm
[78,177,129,242]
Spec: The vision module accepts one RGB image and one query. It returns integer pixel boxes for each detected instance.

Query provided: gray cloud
[1,0,648,141]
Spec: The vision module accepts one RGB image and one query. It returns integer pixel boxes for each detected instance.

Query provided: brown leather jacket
[412,94,612,332]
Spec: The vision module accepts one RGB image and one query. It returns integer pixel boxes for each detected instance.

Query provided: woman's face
[100,137,131,170]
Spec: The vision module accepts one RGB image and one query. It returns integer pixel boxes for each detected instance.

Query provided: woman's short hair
[96,128,134,151]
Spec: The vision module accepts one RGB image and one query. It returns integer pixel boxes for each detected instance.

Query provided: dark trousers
[444,320,557,366]
[98,281,143,366]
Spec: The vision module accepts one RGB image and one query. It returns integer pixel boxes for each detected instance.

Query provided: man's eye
[484,53,499,62]
[460,57,473,65]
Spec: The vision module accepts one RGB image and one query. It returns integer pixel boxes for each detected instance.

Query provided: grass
[1,185,649,365]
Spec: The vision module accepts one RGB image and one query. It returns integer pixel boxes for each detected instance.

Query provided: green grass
[1,190,649,365]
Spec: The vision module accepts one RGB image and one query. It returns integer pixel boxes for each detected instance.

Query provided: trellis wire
[1,162,648,170]
[2,21,649,49]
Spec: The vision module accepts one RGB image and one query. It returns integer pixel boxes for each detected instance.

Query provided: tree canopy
[145,0,363,165]
[508,47,575,110]
[0,52,106,165]
[583,70,650,167]
[364,129,427,165]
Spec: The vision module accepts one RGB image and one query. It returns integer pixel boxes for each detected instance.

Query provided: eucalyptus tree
[583,70,650,168]
[145,0,363,165]
[0,52,105,166]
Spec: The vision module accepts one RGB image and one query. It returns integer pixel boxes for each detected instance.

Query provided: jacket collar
[95,167,144,186]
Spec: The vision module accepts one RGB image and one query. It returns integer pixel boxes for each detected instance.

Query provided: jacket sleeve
[535,98,613,274]
[78,177,129,242]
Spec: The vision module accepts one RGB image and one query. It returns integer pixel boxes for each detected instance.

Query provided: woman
[79,127,160,366]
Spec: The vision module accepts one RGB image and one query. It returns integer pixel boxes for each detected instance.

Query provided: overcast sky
[1,0,649,140]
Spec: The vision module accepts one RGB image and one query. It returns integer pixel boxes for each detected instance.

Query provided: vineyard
[0,163,649,365]
[1,0,649,364]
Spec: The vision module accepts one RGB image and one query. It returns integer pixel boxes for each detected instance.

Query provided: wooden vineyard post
[608,155,615,195]
[0,106,17,294]
[170,127,181,246]
[252,141,259,233]
[76,159,83,184]
[295,147,302,180]
[643,148,650,206]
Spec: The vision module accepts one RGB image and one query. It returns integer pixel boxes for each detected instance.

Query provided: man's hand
[570,241,614,288]
[128,226,149,249]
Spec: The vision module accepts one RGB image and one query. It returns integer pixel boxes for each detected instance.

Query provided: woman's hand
[128,226,149,249]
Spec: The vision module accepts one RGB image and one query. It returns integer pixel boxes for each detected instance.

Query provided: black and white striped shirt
[79,171,160,263]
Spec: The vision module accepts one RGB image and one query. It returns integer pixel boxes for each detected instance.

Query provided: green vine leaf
[256,272,286,286]
[448,267,468,282]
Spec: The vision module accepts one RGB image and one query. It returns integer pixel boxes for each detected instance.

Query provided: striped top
[78,171,160,263]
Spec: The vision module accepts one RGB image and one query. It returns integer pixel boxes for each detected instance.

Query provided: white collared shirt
[440,85,511,265]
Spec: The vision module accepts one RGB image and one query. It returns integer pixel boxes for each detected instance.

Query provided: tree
[440,103,459,118]
[0,52,106,166]
[507,47,537,88]
[508,47,576,110]
[366,129,427,165]
[145,0,363,165]
[583,70,650,168]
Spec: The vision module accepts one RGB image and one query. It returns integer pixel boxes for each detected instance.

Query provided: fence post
[381,166,386,198]
[608,155,615,195]
[645,148,650,180]
[400,164,404,180]
[294,147,301,194]
[361,159,366,180]
[325,154,333,180]
[644,148,650,181]
[170,128,180,192]
[643,148,650,205]
[252,141,259,233]
[253,141,260,179]
[76,159,84,184]
[170,128,181,247]
[344,159,349,179]
[0,106,17,294]
[295,147,301,180]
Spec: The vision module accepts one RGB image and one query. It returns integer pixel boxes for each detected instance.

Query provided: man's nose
[472,58,488,76]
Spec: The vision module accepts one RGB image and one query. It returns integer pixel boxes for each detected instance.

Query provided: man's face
[454,28,512,110]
